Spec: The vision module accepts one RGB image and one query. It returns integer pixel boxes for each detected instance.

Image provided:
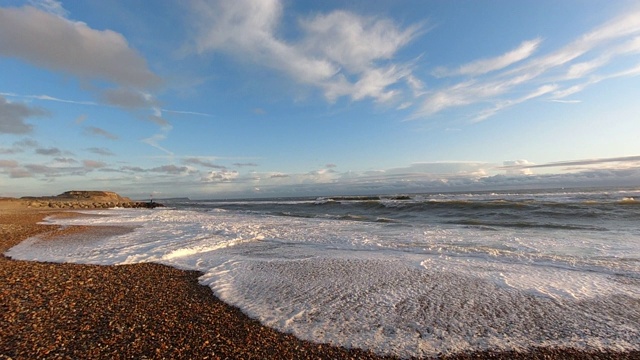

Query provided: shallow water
[6,187,640,357]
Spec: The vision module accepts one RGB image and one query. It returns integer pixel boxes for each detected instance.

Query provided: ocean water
[6,187,640,357]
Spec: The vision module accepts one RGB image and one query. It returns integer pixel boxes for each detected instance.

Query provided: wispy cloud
[162,109,213,117]
[28,0,67,17]
[183,157,226,169]
[473,84,558,122]
[499,155,640,171]
[142,125,173,155]
[35,147,63,156]
[414,8,640,121]
[434,38,542,77]
[189,0,421,103]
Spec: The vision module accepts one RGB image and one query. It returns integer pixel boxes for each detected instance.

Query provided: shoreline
[1,202,638,359]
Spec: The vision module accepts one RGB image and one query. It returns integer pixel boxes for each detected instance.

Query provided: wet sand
[1,200,638,359]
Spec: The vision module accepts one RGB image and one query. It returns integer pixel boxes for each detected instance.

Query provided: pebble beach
[1,200,639,359]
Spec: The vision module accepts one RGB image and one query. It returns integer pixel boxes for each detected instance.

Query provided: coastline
[1,201,638,359]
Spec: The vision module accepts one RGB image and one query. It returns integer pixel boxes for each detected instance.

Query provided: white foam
[5,208,640,357]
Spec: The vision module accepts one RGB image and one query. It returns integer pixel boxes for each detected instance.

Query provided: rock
[19,191,163,210]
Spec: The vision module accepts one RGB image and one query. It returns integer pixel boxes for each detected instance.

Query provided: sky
[1,0,640,199]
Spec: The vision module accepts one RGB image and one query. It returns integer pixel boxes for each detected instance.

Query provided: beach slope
[1,199,638,359]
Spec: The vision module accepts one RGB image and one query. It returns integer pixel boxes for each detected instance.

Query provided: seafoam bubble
[6,207,640,357]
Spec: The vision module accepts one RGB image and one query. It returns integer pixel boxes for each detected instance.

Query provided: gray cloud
[35,147,62,156]
[10,168,32,178]
[101,88,158,109]
[86,147,115,156]
[24,164,54,175]
[150,165,191,175]
[0,148,19,155]
[54,157,78,164]
[147,113,170,126]
[0,96,49,134]
[0,6,160,89]
[233,162,258,167]
[15,138,38,148]
[84,126,118,140]
[0,138,39,154]
[183,158,226,169]
[270,173,289,178]
[121,166,146,173]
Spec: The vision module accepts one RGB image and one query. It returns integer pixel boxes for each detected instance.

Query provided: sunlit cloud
[473,84,558,122]
[202,169,239,183]
[434,38,542,77]
[189,0,421,103]
[413,8,640,121]
[82,160,107,169]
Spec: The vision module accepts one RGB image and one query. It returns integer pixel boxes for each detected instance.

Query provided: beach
[1,199,639,359]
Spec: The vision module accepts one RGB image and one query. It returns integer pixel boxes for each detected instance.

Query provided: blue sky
[1,0,640,199]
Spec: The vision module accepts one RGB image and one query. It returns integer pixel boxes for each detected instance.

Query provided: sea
[6,187,640,357]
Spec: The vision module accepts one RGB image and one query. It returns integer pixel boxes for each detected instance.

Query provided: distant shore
[1,199,638,359]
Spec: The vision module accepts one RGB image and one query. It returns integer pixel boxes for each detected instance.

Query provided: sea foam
[6,207,640,357]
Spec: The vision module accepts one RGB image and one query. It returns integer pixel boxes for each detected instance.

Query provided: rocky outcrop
[20,191,164,209]
[55,191,132,202]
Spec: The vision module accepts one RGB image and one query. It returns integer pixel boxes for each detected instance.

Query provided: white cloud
[414,8,640,121]
[299,10,418,74]
[503,155,640,171]
[434,38,542,77]
[501,160,534,175]
[142,125,174,155]
[473,84,558,122]
[202,170,239,183]
[189,0,420,103]
[28,0,67,17]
